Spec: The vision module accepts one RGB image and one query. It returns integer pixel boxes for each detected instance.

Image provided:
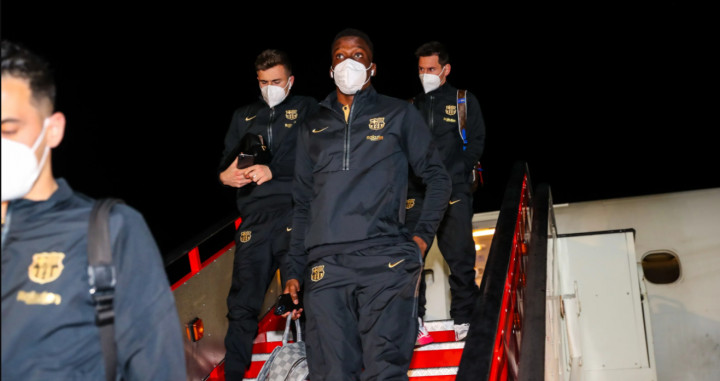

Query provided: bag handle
[281,314,302,345]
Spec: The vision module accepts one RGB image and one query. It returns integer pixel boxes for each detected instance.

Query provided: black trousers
[304,242,422,381]
[224,208,292,380]
[405,186,479,324]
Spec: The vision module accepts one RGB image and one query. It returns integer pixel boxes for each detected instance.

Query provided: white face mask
[1,120,50,202]
[419,65,446,93]
[331,59,373,95]
[261,79,292,108]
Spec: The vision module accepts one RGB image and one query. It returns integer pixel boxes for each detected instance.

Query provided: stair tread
[408,366,459,376]
[422,319,456,332]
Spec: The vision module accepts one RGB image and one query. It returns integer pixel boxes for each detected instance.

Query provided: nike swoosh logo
[388,259,405,268]
[286,227,292,232]
[312,127,329,133]
[449,199,461,205]
[245,115,257,121]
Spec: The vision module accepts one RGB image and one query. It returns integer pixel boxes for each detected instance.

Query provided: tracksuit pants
[303,241,422,381]
[224,208,292,380]
[405,186,479,324]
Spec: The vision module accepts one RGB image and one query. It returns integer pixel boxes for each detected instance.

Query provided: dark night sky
[2,2,716,256]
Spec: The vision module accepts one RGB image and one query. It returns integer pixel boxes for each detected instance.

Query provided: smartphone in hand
[273,293,302,316]
[236,153,255,169]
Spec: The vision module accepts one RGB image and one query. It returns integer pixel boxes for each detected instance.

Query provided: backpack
[256,314,309,381]
[88,198,124,381]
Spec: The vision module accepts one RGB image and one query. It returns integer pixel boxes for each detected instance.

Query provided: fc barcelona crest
[28,252,65,284]
[445,105,457,116]
[311,265,325,282]
[406,198,415,209]
[286,109,298,121]
[368,117,385,131]
[240,231,252,243]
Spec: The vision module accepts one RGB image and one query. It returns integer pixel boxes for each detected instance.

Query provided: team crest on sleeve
[445,105,457,116]
[28,252,65,284]
[311,265,325,282]
[286,109,298,120]
[406,198,415,209]
[368,117,385,131]
[240,231,252,243]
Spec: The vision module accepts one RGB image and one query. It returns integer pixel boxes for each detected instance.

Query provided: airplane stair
[408,320,465,381]
[178,160,549,381]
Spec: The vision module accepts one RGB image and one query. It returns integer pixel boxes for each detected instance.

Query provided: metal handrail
[457,160,540,381]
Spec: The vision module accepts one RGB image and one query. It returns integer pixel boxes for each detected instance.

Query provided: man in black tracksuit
[406,41,486,344]
[2,180,187,380]
[1,40,186,380]
[283,29,451,381]
[218,49,318,379]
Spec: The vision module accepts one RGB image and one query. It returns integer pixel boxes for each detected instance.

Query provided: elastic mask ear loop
[32,119,51,172]
[363,63,374,86]
[284,78,292,95]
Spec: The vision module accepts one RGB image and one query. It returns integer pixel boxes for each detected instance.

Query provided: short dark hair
[415,41,449,66]
[1,40,56,109]
[254,49,292,75]
[331,28,374,57]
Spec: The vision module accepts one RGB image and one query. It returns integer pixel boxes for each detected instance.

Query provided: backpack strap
[88,198,124,381]
[457,89,468,146]
[457,90,484,189]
